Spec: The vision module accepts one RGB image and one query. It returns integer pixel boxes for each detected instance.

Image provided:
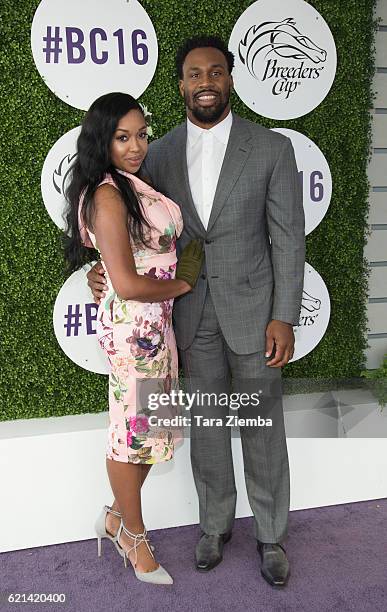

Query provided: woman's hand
[175,239,205,289]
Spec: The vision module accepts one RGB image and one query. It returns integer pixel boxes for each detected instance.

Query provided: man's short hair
[175,36,235,79]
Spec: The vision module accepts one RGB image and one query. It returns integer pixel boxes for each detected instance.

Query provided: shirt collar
[187,110,233,147]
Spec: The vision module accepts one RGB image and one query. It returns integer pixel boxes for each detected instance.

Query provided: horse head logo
[301,290,321,313]
[52,152,77,195]
[239,17,327,78]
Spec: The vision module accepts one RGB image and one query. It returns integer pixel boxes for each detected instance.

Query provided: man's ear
[178,80,185,98]
[230,74,234,92]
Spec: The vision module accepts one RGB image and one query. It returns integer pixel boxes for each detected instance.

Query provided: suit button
[201,274,207,280]
[205,239,212,244]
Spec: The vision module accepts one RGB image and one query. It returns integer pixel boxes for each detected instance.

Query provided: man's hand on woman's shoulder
[87,261,107,304]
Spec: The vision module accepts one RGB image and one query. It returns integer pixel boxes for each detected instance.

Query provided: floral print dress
[79,170,183,464]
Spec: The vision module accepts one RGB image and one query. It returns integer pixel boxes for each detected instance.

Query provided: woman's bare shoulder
[94,182,123,206]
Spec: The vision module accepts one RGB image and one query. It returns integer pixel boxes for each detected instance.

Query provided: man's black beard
[185,92,230,125]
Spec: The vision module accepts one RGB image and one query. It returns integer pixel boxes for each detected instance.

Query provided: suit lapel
[206,114,252,234]
[171,122,206,234]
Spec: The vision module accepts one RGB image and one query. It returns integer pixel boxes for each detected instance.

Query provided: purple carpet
[1,499,386,612]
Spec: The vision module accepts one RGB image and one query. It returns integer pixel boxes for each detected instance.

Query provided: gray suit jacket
[143,112,305,354]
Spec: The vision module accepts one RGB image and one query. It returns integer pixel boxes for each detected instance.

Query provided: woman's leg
[140,464,153,485]
[106,465,152,534]
[105,458,157,572]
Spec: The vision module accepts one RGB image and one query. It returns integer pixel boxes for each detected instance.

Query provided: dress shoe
[195,531,232,572]
[257,541,290,587]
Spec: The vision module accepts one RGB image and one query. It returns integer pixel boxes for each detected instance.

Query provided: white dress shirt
[186,111,233,229]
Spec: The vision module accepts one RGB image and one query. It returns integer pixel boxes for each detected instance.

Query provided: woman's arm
[92,184,190,302]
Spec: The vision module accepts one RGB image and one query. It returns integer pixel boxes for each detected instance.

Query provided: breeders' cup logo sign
[41,127,80,231]
[53,267,109,374]
[229,0,337,120]
[290,262,331,362]
[271,129,332,235]
[31,0,158,110]
[239,18,326,98]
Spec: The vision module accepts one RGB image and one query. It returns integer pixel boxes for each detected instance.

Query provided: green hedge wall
[0,0,377,420]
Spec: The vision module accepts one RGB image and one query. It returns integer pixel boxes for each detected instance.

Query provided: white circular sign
[229,0,337,119]
[31,0,158,110]
[272,128,332,234]
[53,266,109,374]
[41,126,80,231]
[291,262,331,362]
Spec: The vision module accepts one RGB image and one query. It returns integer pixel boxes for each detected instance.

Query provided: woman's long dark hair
[63,92,152,273]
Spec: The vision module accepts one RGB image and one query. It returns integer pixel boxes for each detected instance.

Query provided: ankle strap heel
[94,505,124,558]
[116,521,173,585]
[105,504,121,518]
[117,523,154,568]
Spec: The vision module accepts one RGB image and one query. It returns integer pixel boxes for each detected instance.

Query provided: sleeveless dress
[79,170,183,464]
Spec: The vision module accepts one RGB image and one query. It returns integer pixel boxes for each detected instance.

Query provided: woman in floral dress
[64,92,203,584]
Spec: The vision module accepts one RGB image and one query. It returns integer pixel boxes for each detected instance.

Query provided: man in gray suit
[88,36,305,587]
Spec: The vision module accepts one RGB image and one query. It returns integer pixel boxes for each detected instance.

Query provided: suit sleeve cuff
[271,312,300,326]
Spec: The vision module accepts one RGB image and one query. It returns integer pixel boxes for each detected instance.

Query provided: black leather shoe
[195,531,232,572]
[257,541,290,587]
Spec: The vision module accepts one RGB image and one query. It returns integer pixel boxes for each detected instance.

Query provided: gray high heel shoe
[116,521,173,585]
[94,505,155,557]
[95,505,122,557]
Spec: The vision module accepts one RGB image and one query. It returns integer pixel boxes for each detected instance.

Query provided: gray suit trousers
[179,289,290,543]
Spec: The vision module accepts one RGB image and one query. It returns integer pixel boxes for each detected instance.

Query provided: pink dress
[80,170,183,464]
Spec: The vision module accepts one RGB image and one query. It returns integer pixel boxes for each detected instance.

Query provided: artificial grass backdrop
[0,0,377,419]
